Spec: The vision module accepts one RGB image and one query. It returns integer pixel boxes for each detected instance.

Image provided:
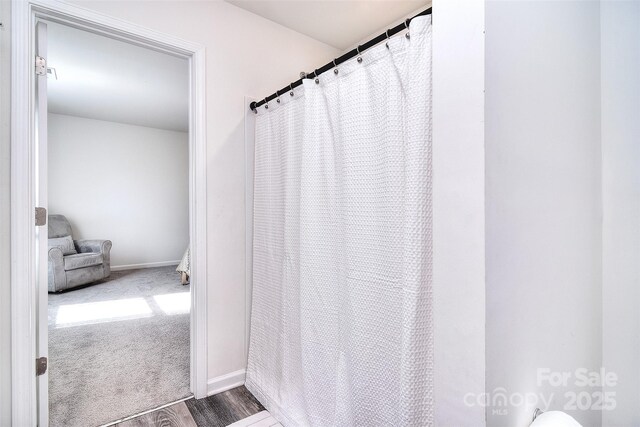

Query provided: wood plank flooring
[114,386,266,427]
[117,402,197,427]
[185,385,265,427]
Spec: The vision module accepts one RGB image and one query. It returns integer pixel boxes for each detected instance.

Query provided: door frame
[10,0,208,425]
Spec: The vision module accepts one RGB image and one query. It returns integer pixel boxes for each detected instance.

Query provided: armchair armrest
[75,239,112,277]
[48,247,65,292]
[48,246,64,264]
[74,239,112,255]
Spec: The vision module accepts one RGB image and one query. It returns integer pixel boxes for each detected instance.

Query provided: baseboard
[207,369,246,396]
[226,411,272,427]
[111,260,180,272]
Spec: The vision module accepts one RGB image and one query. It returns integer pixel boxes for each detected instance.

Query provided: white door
[35,20,49,427]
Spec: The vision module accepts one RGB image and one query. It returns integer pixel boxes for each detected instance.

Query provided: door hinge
[35,56,46,76]
[35,207,47,226]
[36,357,47,376]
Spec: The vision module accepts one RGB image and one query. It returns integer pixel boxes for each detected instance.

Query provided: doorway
[42,19,192,425]
[10,2,208,425]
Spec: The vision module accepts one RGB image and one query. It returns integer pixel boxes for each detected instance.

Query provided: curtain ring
[314,69,320,84]
[356,45,363,63]
[263,97,269,109]
[289,83,294,97]
[385,29,391,49]
[333,59,339,75]
[405,18,411,39]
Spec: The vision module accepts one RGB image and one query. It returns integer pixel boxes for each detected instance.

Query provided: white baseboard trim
[207,369,246,396]
[227,411,272,427]
[111,260,180,272]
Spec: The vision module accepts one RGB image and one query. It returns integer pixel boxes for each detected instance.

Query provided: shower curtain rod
[249,7,432,111]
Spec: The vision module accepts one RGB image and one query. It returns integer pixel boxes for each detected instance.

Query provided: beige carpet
[48,266,191,427]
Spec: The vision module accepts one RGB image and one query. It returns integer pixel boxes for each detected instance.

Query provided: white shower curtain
[246,16,432,427]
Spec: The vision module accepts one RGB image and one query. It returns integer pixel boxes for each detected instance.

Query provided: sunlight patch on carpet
[55,297,153,328]
[153,292,191,315]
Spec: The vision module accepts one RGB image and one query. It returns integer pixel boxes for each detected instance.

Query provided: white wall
[62,0,341,385]
[432,0,485,425]
[341,2,432,52]
[48,113,189,269]
[0,0,12,423]
[601,1,640,425]
[485,1,602,426]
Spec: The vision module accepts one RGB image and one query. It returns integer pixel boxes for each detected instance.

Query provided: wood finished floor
[115,386,266,427]
[116,402,196,427]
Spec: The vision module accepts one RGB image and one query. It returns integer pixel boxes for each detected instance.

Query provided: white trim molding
[11,1,37,424]
[11,0,208,424]
[111,260,181,272]
[188,36,209,401]
[226,411,272,427]
[207,370,247,397]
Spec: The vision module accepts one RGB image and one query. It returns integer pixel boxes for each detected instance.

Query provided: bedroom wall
[485,1,602,425]
[61,0,341,388]
[48,113,189,269]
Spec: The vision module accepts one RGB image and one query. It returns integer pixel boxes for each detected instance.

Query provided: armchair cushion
[48,214,73,238]
[75,239,111,254]
[64,253,104,271]
[49,235,77,256]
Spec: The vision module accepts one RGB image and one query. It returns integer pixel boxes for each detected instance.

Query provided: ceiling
[46,22,189,132]
[225,0,429,51]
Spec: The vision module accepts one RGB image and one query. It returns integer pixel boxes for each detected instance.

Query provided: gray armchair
[48,214,112,292]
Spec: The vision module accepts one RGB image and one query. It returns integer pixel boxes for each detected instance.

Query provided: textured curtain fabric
[246,16,433,427]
